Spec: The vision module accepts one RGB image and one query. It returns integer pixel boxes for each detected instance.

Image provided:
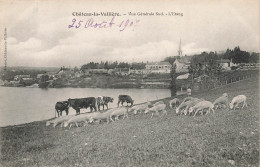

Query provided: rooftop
[146,62,172,66]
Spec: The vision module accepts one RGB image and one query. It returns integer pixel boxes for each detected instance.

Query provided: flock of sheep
[46,94,248,128]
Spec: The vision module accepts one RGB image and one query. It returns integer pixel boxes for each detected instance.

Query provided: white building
[145,62,172,73]
[173,56,192,73]
[217,59,235,70]
[14,75,30,81]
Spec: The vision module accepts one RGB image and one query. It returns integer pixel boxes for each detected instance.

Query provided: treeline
[80,61,146,71]
[163,46,259,65]
[221,46,259,63]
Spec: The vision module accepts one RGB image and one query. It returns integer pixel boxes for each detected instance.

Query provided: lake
[0,87,173,127]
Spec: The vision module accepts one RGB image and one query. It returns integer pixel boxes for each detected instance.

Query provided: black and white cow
[68,97,97,115]
[97,96,114,111]
[55,101,70,117]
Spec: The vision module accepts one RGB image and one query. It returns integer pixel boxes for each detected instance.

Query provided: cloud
[7,37,18,45]
[183,42,209,55]
[1,0,259,67]
[16,37,42,50]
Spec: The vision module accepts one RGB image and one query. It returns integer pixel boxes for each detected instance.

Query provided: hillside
[0,77,259,167]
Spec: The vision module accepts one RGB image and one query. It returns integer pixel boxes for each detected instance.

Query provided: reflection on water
[0,87,172,127]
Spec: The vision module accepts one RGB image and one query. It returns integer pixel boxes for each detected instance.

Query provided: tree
[39,74,50,88]
[164,56,178,65]
[249,52,260,63]
[170,64,177,97]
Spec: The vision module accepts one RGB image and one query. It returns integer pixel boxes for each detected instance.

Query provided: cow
[55,101,70,117]
[97,96,114,111]
[117,95,134,107]
[68,97,97,115]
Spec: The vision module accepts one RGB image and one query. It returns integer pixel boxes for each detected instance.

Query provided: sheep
[110,107,128,121]
[183,98,204,115]
[169,98,180,108]
[153,101,164,106]
[46,115,74,127]
[180,96,194,104]
[229,95,248,110]
[189,101,214,117]
[213,93,229,109]
[144,104,166,118]
[129,102,152,114]
[176,98,199,114]
[88,110,114,124]
[63,113,96,128]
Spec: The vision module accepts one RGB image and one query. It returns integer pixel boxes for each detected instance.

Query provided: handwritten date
[68,17,140,31]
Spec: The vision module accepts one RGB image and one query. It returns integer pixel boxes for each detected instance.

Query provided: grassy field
[0,77,259,167]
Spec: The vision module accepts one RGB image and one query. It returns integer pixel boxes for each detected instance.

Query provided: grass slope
[0,77,259,167]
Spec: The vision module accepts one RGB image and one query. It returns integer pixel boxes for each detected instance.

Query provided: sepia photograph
[0,0,259,166]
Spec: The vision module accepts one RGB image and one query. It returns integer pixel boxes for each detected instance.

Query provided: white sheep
[46,115,74,127]
[144,104,166,118]
[129,102,152,114]
[89,110,114,124]
[183,98,203,115]
[180,96,194,105]
[176,98,199,114]
[169,98,180,108]
[213,93,228,109]
[63,113,96,128]
[229,95,248,110]
[189,101,214,117]
[153,101,164,106]
[110,107,128,121]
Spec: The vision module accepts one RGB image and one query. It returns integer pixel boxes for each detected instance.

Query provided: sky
[0,0,259,67]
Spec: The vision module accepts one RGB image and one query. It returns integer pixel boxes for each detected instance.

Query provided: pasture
[0,77,259,167]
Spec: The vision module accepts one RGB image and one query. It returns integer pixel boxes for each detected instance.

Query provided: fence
[192,70,259,92]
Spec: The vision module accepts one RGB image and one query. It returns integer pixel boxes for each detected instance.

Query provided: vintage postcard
[0,0,259,166]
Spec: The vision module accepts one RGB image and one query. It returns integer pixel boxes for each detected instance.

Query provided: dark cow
[118,95,134,107]
[55,101,70,117]
[97,96,114,111]
[68,97,97,115]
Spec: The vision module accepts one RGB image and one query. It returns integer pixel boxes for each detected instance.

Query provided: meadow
[0,77,259,167]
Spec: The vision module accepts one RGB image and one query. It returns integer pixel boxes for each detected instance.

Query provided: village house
[217,59,235,70]
[173,56,192,73]
[47,72,58,78]
[114,68,130,76]
[74,71,84,77]
[14,75,30,81]
[145,62,172,73]
[37,74,45,79]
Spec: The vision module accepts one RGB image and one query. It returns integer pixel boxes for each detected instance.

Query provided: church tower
[178,39,182,56]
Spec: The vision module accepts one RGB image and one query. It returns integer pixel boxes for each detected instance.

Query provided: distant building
[37,74,45,79]
[114,68,130,76]
[145,62,172,73]
[217,59,235,70]
[173,56,192,73]
[47,72,58,78]
[21,77,33,81]
[14,75,30,81]
[173,39,192,73]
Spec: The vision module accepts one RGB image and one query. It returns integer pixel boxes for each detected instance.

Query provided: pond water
[0,87,174,127]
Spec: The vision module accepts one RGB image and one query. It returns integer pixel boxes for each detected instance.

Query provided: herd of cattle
[47,93,248,128]
[55,95,133,116]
